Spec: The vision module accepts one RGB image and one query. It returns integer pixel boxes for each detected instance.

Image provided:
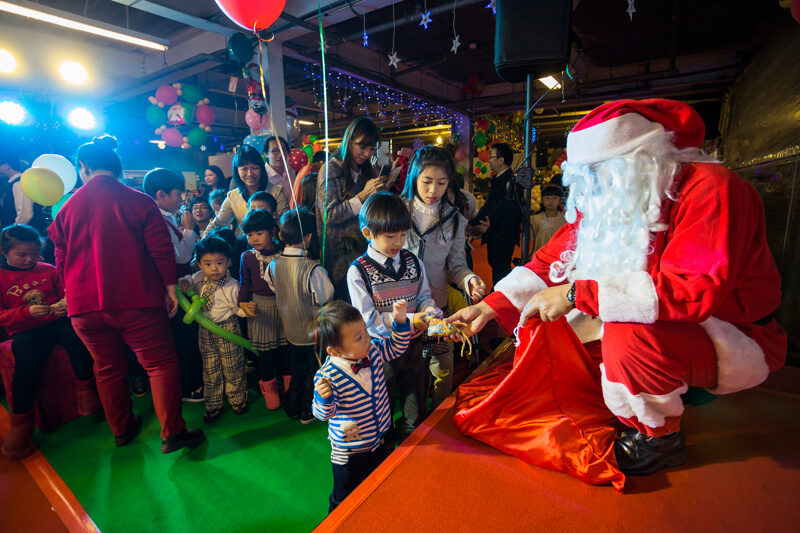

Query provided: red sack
[453,318,626,491]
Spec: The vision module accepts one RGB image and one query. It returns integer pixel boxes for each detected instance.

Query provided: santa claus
[449,99,786,477]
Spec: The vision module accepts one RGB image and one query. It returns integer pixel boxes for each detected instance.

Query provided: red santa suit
[482,100,787,438]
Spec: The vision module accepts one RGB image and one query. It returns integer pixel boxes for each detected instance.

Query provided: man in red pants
[450,99,786,476]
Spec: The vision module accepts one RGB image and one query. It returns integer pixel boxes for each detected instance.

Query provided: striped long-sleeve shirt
[312,320,411,463]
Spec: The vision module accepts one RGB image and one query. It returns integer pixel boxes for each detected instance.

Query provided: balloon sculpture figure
[178,289,258,355]
[147,83,215,149]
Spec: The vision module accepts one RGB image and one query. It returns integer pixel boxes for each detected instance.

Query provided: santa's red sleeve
[482,221,576,332]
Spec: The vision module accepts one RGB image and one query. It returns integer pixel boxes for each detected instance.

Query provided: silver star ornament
[451,34,461,54]
[420,10,432,29]
[387,51,400,69]
[627,0,636,21]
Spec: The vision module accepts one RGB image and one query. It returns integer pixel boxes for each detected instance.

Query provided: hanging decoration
[388,3,400,69]
[462,74,485,96]
[420,1,432,29]
[451,0,461,54]
[243,61,267,115]
[362,10,369,46]
[627,0,636,21]
[486,0,496,15]
[147,83,214,149]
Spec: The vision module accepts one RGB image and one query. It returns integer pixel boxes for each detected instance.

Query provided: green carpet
[30,389,333,533]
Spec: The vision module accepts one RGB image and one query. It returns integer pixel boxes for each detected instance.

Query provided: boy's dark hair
[209,188,227,205]
[75,135,121,177]
[247,191,277,212]
[194,236,231,262]
[359,192,411,235]
[316,300,365,354]
[0,224,41,252]
[279,208,315,246]
[492,143,514,166]
[143,168,185,199]
[312,151,328,164]
[263,135,290,153]
[242,209,277,234]
[207,227,236,249]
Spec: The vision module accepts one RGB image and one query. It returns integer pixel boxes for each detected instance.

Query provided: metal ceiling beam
[111,0,238,37]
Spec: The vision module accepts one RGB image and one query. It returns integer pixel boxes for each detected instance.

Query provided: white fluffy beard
[550,133,715,283]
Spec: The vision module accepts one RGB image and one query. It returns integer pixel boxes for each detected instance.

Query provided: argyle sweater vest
[352,249,422,314]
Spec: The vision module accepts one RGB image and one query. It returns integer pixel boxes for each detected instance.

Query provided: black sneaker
[614,428,688,476]
[131,375,149,397]
[300,412,316,425]
[114,415,143,447]
[182,386,204,403]
[161,429,206,454]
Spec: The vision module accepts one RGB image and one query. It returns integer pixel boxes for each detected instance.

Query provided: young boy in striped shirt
[312,299,411,513]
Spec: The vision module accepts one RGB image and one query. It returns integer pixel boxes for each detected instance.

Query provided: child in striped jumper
[312,299,411,513]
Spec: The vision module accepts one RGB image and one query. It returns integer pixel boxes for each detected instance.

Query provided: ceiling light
[60,61,88,84]
[538,76,561,90]
[0,101,27,125]
[436,136,443,144]
[298,120,315,125]
[0,49,16,73]
[0,0,168,51]
[67,107,97,130]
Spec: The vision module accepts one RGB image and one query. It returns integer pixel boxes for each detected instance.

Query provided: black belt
[753,312,776,327]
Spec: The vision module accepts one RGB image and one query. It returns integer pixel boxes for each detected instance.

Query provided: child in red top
[0,225,98,459]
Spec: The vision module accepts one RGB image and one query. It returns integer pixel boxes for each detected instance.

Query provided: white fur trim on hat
[699,317,770,395]
[567,114,664,165]
[597,271,658,324]
[494,267,549,311]
[600,363,687,429]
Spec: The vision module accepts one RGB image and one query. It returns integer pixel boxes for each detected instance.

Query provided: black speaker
[494,0,573,83]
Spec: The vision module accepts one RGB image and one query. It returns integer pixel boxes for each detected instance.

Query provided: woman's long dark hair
[333,117,379,199]
[401,145,459,239]
[231,146,270,202]
[205,165,229,191]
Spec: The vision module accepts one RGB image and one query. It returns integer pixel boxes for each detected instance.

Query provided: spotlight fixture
[0,49,16,73]
[0,0,168,51]
[538,76,561,90]
[0,100,26,125]
[298,120,315,125]
[436,136,443,144]
[67,107,96,130]
[60,61,88,84]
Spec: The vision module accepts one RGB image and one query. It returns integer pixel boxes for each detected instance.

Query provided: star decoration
[387,51,400,69]
[420,10,432,29]
[486,0,496,15]
[200,145,207,152]
[627,0,636,21]
[319,37,330,52]
[363,30,368,47]
[451,34,461,54]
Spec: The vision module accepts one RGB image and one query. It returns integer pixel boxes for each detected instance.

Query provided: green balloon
[309,134,319,143]
[181,84,203,104]
[487,122,496,134]
[456,166,466,174]
[146,105,166,127]
[178,290,257,355]
[51,192,73,218]
[187,127,207,146]
[474,132,486,147]
[303,144,313,159]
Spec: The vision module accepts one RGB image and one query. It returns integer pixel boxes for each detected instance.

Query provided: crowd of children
[0,118,565,513]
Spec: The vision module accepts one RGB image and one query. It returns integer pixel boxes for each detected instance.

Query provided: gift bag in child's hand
[453,317,626,491]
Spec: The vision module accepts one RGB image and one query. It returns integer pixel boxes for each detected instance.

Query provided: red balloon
[196,105,215,127]
[792,0,800,23]
[161,128,183,148]
[215,0,286,32]
[288,148,308,172]
[478,150,490,163]
[302,134,312,145]
[155,85,178,106]
[476,119,489,132]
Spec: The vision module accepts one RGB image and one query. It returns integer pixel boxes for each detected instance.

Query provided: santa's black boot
[614,427,688,476]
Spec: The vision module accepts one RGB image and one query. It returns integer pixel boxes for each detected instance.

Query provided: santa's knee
[601,322,662,371]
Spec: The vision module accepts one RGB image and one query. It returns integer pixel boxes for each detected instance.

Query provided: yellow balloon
[20,167,65,206]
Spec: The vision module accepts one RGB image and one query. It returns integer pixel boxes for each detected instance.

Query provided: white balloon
[32,154,78,192]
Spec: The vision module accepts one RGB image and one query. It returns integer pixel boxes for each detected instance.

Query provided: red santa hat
[566,99,705,165]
